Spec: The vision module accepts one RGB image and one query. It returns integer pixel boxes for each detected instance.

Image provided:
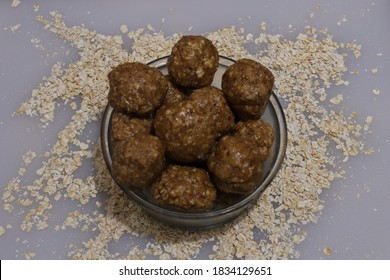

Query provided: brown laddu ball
[154,100,216,163]
[207,135,263,194]
[222,58,274,120]
[167,35,219,88]
[233,119,275,161]
[189,86,235,138]
[152,165,217,212]
[108,62,168,115]
[111,134,166,190]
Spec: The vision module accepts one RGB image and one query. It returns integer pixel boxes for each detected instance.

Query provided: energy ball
[233,119,275,161]
[108,62,168,115]
[207,135,263,194]
[190,86,235,138]
[222,58,274,120]
[162,75,187,106]
[110,112,152,145]
[111,134,166,190]
[167,35,219,88]
[154,100,216,163]
[152,165,217,212]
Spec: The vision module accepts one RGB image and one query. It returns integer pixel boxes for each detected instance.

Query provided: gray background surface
[0,0,389,259]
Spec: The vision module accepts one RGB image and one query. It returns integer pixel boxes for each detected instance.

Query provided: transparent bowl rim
[100,55,287,220]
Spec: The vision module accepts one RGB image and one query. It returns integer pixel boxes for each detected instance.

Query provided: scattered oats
[3,203,14,213]
[147,24,155,32]
[18,168,26,176]
[346,42,362,58]
[161,18,165,23]
[352,69,359,75]
[365,147,374,155]
[29,37,45,51]
[329,94,344,105]
[323,247,332,256]
[371,68,378,74]
[316,4,321,10]
[376,53,383,56]
[31,38,40,44]
[120,24,128,34]
[372,89,380,95]
[0,226,5,236]
[365,116,373,124]
[337,15,347,26]
[79,142,89,150]
[188,25,193,32]
[53,192,62,201]
[69,101,78,110]
[310,13,315,18]
[10,24,21,33]
[33,3,39,12]
[319,92,328,102]
[127,31,134,39]
[260,22,267,31]
[246,33,254,41]
[9,11,129,235]
[22,150,37,165]
[353,50,361,58]
[320,28,328,35]
[127,28,144,39]
[24,252,36,260]
[11,0,21,8]
[19,198,32,207]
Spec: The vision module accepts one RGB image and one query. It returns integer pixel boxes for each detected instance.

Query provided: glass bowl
[100,56,287,230]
